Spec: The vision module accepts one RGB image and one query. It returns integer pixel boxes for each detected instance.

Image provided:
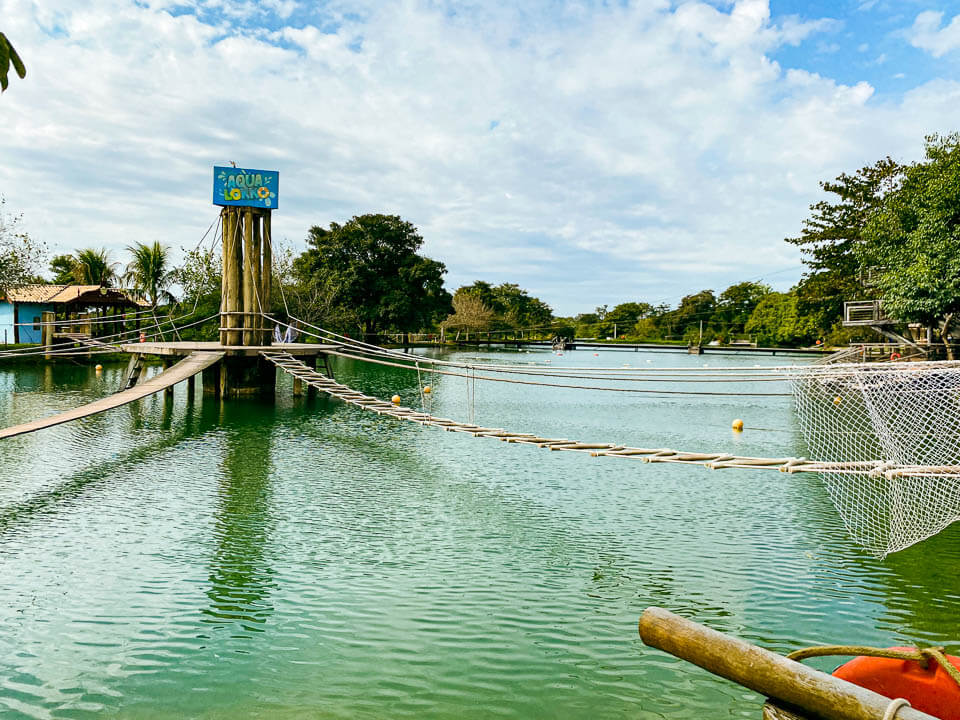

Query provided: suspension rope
[787,645,960,689]
[270,311,890,380]
[261,350,960,480]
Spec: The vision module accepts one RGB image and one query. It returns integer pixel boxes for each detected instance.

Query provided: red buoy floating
[832,647,960,720]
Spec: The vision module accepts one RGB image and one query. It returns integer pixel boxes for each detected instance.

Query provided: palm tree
[73,248,117,286]
[124,241,175,308]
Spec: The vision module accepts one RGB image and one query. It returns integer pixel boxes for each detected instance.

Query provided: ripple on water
[0,352,959,718]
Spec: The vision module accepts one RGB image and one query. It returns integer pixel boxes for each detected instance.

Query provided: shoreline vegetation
[2,133,958,358]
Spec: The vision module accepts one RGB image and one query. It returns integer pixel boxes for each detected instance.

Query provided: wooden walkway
[0,351,224,440]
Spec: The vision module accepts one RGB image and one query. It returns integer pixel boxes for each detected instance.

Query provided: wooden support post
[261,211,272,346]
[202,361,221,396]
[163,358,175,400]
[293,377,303,397]
[638,607,939,720]
[252,209,263,344]
[220,207,232,346]
[242,208,256,346]
[230,209,244,346]
[41,310,55,360]
[187,374,195,396]
[222,208,244,347]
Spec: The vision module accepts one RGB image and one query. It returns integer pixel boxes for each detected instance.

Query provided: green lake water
[0,348,958,718]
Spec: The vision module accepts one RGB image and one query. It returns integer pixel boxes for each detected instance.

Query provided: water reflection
[873,524,960,649]
[203,405,276,634]
[0,398,214,536]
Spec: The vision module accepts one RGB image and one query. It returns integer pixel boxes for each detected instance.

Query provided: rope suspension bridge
[3,184,960,557]
[4,304,960,556]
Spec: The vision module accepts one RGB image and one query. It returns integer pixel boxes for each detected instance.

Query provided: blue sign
[213,166,279,209]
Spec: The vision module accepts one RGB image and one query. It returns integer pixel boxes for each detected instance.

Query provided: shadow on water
[0,395,220,537]
[201,402,277,635]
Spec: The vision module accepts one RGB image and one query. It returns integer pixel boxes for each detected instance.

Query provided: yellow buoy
[423,386,431,394]
[391,394,402,404]
[95,364,103,372]
[731,418,744,432]
[834,396,842,405]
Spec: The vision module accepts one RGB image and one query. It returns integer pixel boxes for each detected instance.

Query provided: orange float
[832,647,960,720]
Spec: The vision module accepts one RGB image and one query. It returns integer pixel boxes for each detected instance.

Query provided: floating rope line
[260,350,960,480]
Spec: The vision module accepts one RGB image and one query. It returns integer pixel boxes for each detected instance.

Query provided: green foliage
[673,289,717,339]
[171,247,221,307]
[293,214,452,334]
[745,291,817,347]
[456,281,554,333]
[167,246,221,340]
[786,157,904,334]
[0,197,45,293]
[49,254,76,284]
[124,241,176,307]
[716,282,771,337]
[859,133,960,355]
[73,248,117,286]
[0,32,26,93]
[444,291,495,334]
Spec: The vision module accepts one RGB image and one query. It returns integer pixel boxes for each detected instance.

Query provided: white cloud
[0,0,955,314]
[908,10,960,57]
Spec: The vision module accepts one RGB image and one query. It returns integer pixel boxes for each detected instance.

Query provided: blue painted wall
[0,301,13,345]
[0,302,56,344]
[18,303,56,344]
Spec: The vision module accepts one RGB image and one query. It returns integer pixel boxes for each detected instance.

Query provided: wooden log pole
[220,208,232,346]
[251,210,263,344]
[41,310,55,360]
[638,607,938,720]
[261,211,272,346]
[242,208,255,346]
[230,208,244,346]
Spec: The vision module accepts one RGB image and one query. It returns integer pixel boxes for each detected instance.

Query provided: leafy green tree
[0,32,26,93]
[171,247,220,307]
[574,312,600,338]
[786,157,904,334]
[491,283,552,330]
[293,214,452,335]
[859,133,960,358]
[49,254,76,284]
[444,291,494,336]
[73,248,117,286]
[606,301,653,337]
[745,291,817,347]
[673,289,717,340]
[446,281,552,334]
[124,241,176,307]
[717,282,771,337]
[457,281,497,311]
[0,197,45,292]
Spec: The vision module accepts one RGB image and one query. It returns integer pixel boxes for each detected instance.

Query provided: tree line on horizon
[2,132,958,350]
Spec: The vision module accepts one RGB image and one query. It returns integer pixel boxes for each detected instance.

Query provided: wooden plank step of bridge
[0,351,224,440]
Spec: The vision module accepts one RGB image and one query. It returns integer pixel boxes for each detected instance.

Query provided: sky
[1,0,959,316]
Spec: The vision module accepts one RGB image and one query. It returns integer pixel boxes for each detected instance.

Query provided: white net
[793,361,960,557]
